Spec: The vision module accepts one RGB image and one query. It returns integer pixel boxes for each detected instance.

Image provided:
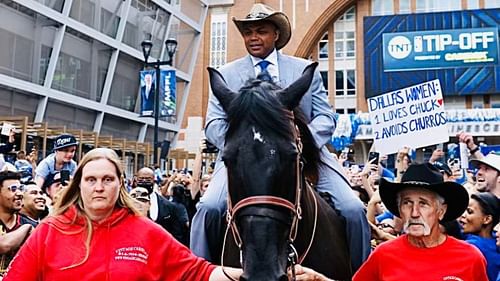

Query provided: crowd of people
[0,2,497,281]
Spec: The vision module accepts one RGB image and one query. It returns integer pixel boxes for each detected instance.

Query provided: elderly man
[353,163,488,280]
[471,153,500,198]
[192,3,369,270]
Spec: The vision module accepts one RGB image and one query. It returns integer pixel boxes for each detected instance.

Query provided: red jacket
[3,206,215,281]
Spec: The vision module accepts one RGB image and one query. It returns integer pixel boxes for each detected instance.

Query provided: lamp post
[141,38,178,165]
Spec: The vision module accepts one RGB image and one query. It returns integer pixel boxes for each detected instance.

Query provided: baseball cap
[42,171,61,192]
[53,134,78,151]
[130,187,150,202]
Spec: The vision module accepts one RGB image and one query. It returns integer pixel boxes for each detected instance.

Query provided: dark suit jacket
[153,194,188,245]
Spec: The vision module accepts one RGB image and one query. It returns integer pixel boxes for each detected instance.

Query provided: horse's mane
[224,77,320,182]
[225,78,293,141]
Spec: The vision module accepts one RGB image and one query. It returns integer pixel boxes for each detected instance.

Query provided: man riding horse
[190,3,370,272]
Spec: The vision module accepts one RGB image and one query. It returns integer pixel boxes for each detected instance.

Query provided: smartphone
[60,170,70,186]
[369,152,380,164]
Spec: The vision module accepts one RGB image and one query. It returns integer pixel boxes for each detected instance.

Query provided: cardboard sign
[368,79,449,155]
[1,123,13,136]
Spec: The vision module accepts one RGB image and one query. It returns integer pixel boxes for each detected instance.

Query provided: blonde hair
[52,148,139,269]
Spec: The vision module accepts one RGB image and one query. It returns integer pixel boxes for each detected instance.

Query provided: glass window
[166,17,198,74]
[399,0,411,14]
[45,101,96,131]
[336,70,356,96]
[0,7,57,85]
[101,114,141,140]
[109,53,142,112]
[176,0,206,25]
[467,0,480,9]
[52,28,110,101]
[372,0,393,15]
[347,70,356,95]
[319,33,328,59]
[336,109,345,114]
[320,71,328,91]
[335,70,344,96]
[484,0,499,8]
[99,0,125,38]
[416,0,461,12]
[0,88,39,120]
[70,0,96,29]
[339,6,355,21]
[334,32,356,58]
[347,108,356,114]
[124,0,169,58]
[210,13,227,68]
[35,0,64,12]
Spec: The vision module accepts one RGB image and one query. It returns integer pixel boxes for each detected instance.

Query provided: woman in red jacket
[3,148,240,281]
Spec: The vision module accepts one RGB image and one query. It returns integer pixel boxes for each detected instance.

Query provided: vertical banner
[139,69,176,117]
[160,69,176,117]
[140,70,156,117]
[368,79,449,155]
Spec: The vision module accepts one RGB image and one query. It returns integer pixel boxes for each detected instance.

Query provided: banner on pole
[368,79,449,155]
[139,69,176,117]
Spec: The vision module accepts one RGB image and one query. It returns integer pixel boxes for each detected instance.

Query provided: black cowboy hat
[232,3,291,50]
[380,163,469,222]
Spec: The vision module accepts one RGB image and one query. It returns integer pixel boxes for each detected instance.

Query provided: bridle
[221,111,318,281]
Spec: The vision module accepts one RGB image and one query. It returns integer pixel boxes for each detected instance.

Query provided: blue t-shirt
[464,234,499,281]
[34,153,77,181]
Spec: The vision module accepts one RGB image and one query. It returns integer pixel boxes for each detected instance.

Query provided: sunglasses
[7,184,25,193]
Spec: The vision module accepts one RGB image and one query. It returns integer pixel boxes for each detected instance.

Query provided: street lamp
[141,38,178,165]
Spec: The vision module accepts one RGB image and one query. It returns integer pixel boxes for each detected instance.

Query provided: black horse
[208,63,352,281]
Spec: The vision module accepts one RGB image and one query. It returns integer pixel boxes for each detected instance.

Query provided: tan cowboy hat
[232,3,291,50]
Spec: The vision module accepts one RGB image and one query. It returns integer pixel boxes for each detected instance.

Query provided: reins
[220,111,319,280]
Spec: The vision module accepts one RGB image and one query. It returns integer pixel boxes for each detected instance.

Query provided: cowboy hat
[470,152,500,172]
[232,3,291,50]
[379,163,469,222]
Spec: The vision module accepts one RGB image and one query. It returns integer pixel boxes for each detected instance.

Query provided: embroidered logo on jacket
[114,247,149,264]
[443,276,464,281]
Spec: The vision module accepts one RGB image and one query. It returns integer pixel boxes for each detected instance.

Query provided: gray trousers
[190,152,370,271]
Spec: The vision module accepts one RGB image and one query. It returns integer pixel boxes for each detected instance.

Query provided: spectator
[136,167,185,243]
[169,184,190,246]
[459,192,500,281]
[353,163,488,281]
[195,3,370,269]
[0,171,34,275]
[470,153,500,198]
[457,131,485,160]
[129,187,151,217]
[41,171,67,211]
[20,182,48,227]
[14,150,36,183]
[35,134,77,189]
[2,148,242,281]
[0,128,15,155]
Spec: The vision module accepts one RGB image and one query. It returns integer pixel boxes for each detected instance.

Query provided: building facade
[181,0,499,164]
[0,0,208,170]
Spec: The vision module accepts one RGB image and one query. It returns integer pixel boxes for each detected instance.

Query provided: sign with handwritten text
[368,79,449,155]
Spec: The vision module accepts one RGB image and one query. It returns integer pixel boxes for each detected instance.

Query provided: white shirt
[251,49,279,83]
[149,191,159,221]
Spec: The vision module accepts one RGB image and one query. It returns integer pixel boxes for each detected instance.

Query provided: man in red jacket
[353,163,488,281]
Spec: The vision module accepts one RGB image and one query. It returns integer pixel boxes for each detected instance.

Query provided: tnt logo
[387,36,412,59]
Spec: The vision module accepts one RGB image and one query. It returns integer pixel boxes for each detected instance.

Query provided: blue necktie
[257,60,272,81]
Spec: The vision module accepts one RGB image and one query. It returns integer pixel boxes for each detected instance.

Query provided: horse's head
[208,63,318,281]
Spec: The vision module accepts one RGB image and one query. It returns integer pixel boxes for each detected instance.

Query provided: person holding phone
[35,134,77,190]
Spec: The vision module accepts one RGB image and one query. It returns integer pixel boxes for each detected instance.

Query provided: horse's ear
[207,67,235,112]
[278,62,319,110]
